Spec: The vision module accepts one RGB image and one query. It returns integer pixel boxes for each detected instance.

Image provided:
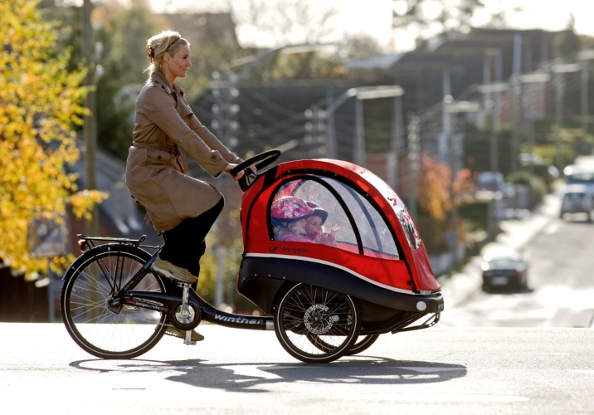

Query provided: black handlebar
[229,149,282,191]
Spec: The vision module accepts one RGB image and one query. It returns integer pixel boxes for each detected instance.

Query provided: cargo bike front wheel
[273,283,360,363]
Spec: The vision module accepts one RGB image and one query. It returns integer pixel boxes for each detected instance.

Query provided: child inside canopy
[271,196,335,245]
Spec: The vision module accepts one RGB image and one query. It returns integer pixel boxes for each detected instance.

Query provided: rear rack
[77,234,161,251]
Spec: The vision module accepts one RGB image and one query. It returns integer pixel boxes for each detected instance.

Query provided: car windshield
[476,172,503,191]
[488,257,520,268]
[566,172,594,184]
[564,192,585,200]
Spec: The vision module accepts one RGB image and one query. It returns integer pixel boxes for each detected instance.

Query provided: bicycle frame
[77,234,274,331]
[127,289,274,330]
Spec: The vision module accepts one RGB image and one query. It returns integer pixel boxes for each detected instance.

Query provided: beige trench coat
[125,70,241,232]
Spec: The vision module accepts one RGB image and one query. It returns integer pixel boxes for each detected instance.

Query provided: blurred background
[2,0,594,321]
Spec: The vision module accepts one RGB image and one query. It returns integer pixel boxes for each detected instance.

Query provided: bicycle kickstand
[181,283,193,345]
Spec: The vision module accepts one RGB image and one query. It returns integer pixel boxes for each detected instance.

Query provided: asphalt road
[5,191,592,414]
[441,191,594,329]
[2,322,594,414]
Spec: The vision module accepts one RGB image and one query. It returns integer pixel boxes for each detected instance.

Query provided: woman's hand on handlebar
[224,163,244,181]
[225,161,258,180]
[226,150,279,190]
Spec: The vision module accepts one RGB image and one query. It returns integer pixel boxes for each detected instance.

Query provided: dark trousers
[160,198,224,279]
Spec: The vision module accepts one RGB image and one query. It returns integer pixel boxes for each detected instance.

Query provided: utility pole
[480,48,507,242]
[210,70,240,309]
[445,100,480,268]
[480,49,505,173]
[581,60,589,139]
[304,107,327,157]
[83,0,97,236]
[578,50,594,142]
[354,98,366,166]
[210,71,240,150]
[324,86,403,168]
[554,69,564,170]
[552,63,580,170]
[388,94,404,191]
[407,115,420,219]
[520,72,550,170]
[439,70,452,163]
[510,33,523,173]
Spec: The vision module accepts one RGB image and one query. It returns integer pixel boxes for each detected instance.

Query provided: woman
[125,31,243,341]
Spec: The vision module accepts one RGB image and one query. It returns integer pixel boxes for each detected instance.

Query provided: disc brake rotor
[303,304,339,335]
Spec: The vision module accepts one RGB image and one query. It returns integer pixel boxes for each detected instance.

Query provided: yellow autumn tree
[417,153,474,221]
[0,0,106,277]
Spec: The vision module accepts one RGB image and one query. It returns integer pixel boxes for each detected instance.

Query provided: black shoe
[153,258,197,283]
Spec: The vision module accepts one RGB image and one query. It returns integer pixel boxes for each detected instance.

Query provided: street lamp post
[510,34,523,173]
[478,81,507,241]
[578,50,594,143]
[478,82,508,173]
[326,85,404,187]
[407,115,420,219]
[520,72,550,168]
[552,62,580,170]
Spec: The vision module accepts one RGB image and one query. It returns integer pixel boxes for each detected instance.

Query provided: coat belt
[132,142,179,156]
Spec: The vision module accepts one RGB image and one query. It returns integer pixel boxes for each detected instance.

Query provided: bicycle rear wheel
[61,244,167,359]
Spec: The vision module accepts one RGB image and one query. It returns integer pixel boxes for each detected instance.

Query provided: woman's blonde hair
[145,30,190,76]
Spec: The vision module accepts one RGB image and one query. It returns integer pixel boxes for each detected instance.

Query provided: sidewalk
[440,191,560,307]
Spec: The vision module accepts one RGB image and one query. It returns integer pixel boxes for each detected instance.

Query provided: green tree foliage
[43,0,158,160]
[93,0,158,159]
[0,0,106,276]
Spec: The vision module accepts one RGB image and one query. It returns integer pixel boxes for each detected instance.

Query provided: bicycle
[61,150,443,363]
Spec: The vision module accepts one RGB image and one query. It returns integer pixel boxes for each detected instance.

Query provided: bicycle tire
[346,334,380,355]
[61,244,167,359]
[307,333,380,355]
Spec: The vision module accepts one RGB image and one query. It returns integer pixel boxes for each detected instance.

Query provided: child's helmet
[305,201,328,224]
[271,196,314,224]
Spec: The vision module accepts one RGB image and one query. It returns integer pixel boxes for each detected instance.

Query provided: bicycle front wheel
[274,283,360,363]
[308,333,380,355]
[61,244,167,359]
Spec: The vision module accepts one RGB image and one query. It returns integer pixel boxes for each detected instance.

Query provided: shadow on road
[70,356,467,392]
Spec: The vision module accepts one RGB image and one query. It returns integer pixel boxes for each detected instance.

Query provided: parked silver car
[559,184,593,222]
